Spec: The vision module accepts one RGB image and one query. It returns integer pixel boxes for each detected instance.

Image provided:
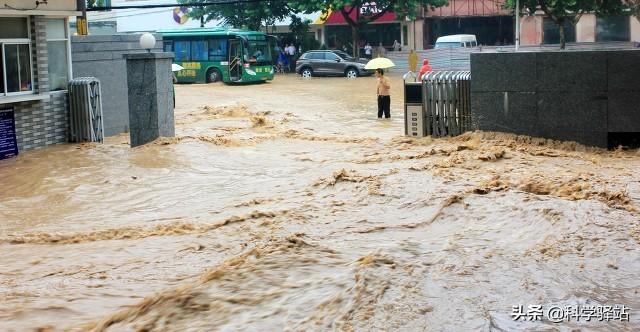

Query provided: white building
[0,0,78,153]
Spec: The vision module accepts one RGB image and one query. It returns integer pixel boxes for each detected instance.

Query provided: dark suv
[296,50,371,78]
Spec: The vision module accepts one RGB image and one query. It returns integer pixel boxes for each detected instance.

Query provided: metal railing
[422,71,472,137]
[402,71,474,138]
[68,77,104,143]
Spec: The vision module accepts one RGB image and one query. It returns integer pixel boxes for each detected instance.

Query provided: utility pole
[76,0,88,35]
[515,0,520,51]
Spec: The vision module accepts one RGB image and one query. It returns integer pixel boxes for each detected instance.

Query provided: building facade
[0,1,78,154]
[316,1,640,50]
[521,14,640,45]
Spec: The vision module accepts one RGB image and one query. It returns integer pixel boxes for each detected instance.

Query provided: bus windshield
[245,40,272,65]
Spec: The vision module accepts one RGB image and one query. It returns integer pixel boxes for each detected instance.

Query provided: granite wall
[470,50,640,148]
[71,34,162,136]
[125,53,175,147]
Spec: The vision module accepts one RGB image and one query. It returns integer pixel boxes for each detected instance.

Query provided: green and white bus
[159,28,276,84]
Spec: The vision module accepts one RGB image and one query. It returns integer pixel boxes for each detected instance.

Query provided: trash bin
[403,72,426,137]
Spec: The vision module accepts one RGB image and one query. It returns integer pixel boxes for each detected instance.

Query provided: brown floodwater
[1,74,639,331]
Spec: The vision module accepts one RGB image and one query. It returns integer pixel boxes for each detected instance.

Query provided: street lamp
[515,0,520,51]
[139,33,156,53]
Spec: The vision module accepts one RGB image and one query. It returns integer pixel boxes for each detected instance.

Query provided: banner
[0,107,19,160]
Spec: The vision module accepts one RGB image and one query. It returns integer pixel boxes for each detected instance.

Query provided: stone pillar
[631,16,640,43]
[576,14,596,42]
[520,16,543,46]
[408,19,425,50]
[123,52,175,147]
[31,15,49,94]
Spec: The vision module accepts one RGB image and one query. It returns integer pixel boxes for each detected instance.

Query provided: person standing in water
[375,68,391,119]
[364,43,373,59]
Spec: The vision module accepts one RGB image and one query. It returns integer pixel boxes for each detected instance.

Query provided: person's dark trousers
[288,55,294,72]
[378,95,391,118]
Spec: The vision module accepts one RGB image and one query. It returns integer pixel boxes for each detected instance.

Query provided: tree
[292,0,448,57]
[86,0,110,8]
[180,0,293,31]
[506,0,627,49]
[289,16,321,52]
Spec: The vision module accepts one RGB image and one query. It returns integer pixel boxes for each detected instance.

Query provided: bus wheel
[206,68,221,83]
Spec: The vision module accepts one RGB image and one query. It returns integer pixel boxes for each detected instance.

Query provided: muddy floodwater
[1,74,639,331]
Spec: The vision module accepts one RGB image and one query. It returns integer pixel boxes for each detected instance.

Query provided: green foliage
[505,0,627,48]
[179,0,449,56]
[293,0,447,55]
[87,0,109,8]
[292,0,448,26]
[180,0,292,31]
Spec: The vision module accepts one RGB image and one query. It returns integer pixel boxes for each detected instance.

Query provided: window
[174,41,191,61]
[308,52,324,60]
[246,40,271,65]
[326,53,340,61]
[1,17,33,96]
[163,41,173,52]
[47,19,69,91]
[190,40,208,61]
[208,39,227,61]
[596,16,630,42]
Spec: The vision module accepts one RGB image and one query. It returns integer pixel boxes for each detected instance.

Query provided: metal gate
[68,77,104,143]
[422,71,472,137]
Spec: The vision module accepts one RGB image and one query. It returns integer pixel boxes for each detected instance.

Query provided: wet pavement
[1,74,639,331]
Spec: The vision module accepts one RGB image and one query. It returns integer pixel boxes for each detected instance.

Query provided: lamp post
[139,33,156,53]
[515,0,520,51]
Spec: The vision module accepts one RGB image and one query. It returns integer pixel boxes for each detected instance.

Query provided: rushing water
[1,74,639,331]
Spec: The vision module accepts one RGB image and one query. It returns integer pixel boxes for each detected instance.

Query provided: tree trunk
[351,25,360,58]
[559,23,566,50]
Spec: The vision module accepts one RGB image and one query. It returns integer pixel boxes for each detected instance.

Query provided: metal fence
[403,71,473,138]
[388,42,637,72]
[422,71,472,137]
[68,77,104,143]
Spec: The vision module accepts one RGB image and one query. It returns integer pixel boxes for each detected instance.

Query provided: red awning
[324,6,397,25]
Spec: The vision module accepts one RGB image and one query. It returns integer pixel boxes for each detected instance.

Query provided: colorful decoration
[173,7,189,25]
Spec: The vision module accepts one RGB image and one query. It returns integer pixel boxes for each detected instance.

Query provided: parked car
[434,34,478,49]
[295,50,372,78]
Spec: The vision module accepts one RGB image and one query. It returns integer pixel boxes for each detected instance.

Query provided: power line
[87,0,284,11]
[89,8,178,22]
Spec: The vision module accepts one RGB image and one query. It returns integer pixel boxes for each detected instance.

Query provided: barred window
[0,17,33,96]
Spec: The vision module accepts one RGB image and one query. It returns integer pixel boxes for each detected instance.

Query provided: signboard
[360,2,382,15]
[0,107,19,160]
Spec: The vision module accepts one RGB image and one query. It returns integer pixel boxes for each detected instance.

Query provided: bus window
[208,39,227,61]
[174,41,191,61]
[191,40,208,61]
[163,41,173,52]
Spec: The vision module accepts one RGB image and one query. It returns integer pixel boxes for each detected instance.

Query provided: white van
[434,34,478,49]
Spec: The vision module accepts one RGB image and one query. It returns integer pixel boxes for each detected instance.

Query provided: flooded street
[1,74,639,331]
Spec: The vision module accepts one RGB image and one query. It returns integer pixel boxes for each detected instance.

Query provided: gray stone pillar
[123,52,175,147]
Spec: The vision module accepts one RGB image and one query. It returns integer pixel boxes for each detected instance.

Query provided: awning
[324,6,397,25]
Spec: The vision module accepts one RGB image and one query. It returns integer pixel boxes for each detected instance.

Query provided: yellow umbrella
[364,57,395,70]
